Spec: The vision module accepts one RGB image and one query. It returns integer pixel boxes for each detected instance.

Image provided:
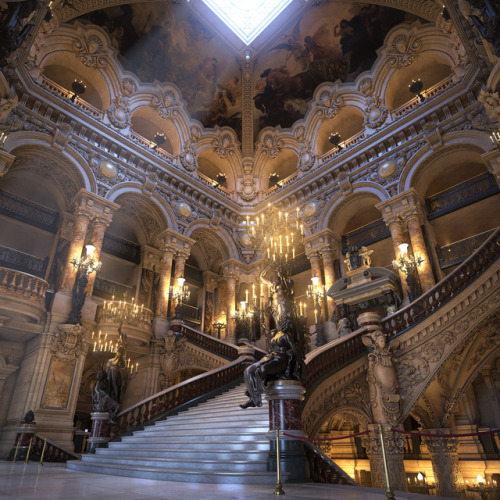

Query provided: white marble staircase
[66,383,284,484]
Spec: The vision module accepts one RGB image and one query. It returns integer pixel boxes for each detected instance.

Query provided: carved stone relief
[387,34,421,68]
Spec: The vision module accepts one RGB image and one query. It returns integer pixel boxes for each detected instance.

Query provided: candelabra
[67,244,101,324]
[306,275,327,347]
[245,204,304,278]
[466,474,497,500]
[491,129,500,149]
[233,300,255,344]
[170,276,190,319]
[212,321,226,339]
[392,243,424,302]
[101,295,149,329]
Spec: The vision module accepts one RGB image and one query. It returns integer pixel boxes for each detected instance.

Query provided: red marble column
[406,213,435,292]
[321,248,337,320]
[387,218,411,301]
[157,247,175,319]
[85,217,111,295]
[225,274,237,342]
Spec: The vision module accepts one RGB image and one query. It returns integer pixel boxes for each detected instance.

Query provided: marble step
[96,448,268,460]
[66,461,283,484]
[108,440,270,452]
[120,432,268,443]
[81,454,268,472]
[140,422,267,434]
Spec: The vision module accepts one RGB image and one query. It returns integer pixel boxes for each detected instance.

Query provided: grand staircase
[67,383,283,484]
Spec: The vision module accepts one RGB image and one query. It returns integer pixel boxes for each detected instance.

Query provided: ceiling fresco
[75,1,422,141]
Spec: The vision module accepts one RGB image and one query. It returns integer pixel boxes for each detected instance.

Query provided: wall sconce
[329,133,343,151]
[0,132,6,148]
[70,80,86,102]
[409,79,426,102]
[269,172,280,188]
[152,132,166,151]
[212,320,226,339]
[170,276,190,319]
[71,244,101,275]
[214,172,226,187]
[392,242,424,302]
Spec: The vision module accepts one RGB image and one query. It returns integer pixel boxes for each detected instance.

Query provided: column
[321,247,337,320]
[386,217,411,301]
[362,424,407,492]
[482,149,500,187]
[306,251,327,320]
[405,212,435,292]
[170,250,189,319]
[60,209,92,293]
[226,273,237,343]
[203,270,218,335]
[156,247,175,319]
[423,429,465,498]
[85,215,112,295]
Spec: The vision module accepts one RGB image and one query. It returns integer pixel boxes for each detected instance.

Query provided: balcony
[0,266,48,326]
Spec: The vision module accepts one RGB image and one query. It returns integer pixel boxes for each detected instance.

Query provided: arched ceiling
[57,0,431,142]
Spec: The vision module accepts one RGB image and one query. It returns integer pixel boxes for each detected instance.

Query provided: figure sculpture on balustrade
[240,272,304,409]
[362,329,400,425]
[105,333,127,404]
[91,364,120,424]
[67,269,88,324]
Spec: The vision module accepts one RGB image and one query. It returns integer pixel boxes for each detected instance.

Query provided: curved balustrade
[381,227,500,338]
[180,325,239,360]
[303,330,367,388]
[0,267,48,305]
[111,357,249,438]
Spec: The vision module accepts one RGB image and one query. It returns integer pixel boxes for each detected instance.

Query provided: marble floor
[0,462,457,500]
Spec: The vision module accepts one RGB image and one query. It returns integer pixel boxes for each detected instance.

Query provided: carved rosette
[423,432,465,498]
[152,90,178,119]
[362,425,407,491]
[260,133,283,159]
[73,35,108,69]
[106,97,131,129]
[478,89,500,123]
[316,91,344,119]
[212,133,234,159]
[50,324,86,362]
[364,96,388,129]
[387,35,421,68]
[121,78,137,96]
[298,144,315,171]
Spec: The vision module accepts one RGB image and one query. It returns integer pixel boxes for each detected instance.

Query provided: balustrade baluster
[1,270,8,287]
[10,271,17,289]
[26,277,33,295]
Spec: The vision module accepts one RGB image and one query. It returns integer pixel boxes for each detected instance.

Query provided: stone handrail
[180,324,240,360]
[303,328,367,388]
[31,434,79,462]
[111,357,250,438]
[381,227,500,338]
[303,441,358,485]
[0,267,48,305]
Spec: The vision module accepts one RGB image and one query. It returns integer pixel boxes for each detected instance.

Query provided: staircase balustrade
[180,325,239,359]
[112,357,249,438]
[381,227,500,338]
[303,441,358,485]
[30,434,79,462]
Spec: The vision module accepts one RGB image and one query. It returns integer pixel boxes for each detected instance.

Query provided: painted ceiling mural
[75,1,422,141]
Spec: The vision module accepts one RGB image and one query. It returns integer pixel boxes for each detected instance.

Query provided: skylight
[202,0,293,45]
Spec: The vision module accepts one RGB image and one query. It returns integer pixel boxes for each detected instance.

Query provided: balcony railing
[342,218,390,250]
[102,233,141,264]
[381,227,500,338]
[319,130,366,164]
[437,230,495,269]
[178,303,202,324]
[93,276,133,300]
[129,130,176,163]
[181,324,239,360]
[0,266,48,306]
[197,171,232,198]
[0,189,59,233]
[426,172,499,220]
[0,245,48,278]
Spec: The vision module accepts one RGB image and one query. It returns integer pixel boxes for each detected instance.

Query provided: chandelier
[245,204,304,276]
[306,275,326,324]
[392,243,424,302]
[170,276,190,319]
[71,244,101,275]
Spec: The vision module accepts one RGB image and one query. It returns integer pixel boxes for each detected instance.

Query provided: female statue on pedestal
[240,271,303,409]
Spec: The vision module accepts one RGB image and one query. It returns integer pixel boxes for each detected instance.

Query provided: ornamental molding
[152,89,179,119]
[260,132,283,159]
[387,34,421,69]
[50,324,86,362]
[73,34,108,69]
[316,90,344,120]
[106,97,131,129]
[212,132,235,159]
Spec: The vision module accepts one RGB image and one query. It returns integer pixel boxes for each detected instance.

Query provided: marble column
[386,218,411,301]
[85,216,112,295]
[170,251,189,321]
[265,380,307,480]
[60,210,92,293]
[482,148,500,187]
[362,424,407,492]
[321,248,337,320]
[307,252,326,321]
[225,274,237,343]
[405,212,435,292]
[423,429,465,498]
[157,247,175,319]
[203,270,218,335]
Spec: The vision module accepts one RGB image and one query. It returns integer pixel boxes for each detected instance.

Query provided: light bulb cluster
[170,276,190,304]
[392,243,424,275]
[71,244,101,275]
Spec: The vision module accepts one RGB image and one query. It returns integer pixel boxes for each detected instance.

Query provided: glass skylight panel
[202,0,293,45]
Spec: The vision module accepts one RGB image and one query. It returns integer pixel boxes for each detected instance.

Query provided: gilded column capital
[158,229,195,258]
[222,258,242,281]
[376,188,424,223]
[304,229,341,256]
[72,189,120,222]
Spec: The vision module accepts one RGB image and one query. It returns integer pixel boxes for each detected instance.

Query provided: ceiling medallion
[201,0,293,45]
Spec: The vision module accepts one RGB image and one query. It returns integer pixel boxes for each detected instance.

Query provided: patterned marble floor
[0,462,457,500]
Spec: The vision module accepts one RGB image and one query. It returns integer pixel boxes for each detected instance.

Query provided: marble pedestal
[86,412,111,453]
[265,380,307,481]
[8,423,36,461]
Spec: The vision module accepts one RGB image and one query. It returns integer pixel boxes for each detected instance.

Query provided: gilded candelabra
[170,276,190,319]
[392,243,424,302]
[305,275,327,346]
